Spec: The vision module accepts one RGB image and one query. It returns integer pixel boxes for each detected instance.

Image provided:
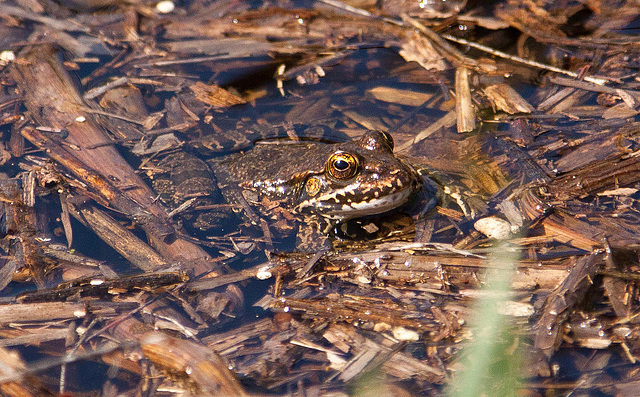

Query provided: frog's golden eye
[379,131,394,150]
[327,151,358,180]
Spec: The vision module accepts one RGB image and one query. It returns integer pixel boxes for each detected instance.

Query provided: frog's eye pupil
[334,159,349,171]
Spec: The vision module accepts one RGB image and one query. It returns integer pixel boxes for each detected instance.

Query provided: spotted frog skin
[209,131,423,225]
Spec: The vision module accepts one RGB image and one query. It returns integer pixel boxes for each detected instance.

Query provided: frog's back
[209,142,332,186]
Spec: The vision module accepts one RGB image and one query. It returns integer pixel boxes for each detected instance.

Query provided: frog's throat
[296,186,415,220]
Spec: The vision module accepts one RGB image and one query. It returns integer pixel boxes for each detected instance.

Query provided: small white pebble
[474,216,512,240]
[356,275,371,284]
[498,301,534,317]
[392,326,420,341]
[0,50,15,64]
[156,0,175,13]
[75,116,86,122]
[255,266,273,280]
[73,309,87,317]
[373,322,391,332]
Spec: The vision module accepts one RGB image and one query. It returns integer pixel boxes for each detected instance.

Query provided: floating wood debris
[0,0,639,395]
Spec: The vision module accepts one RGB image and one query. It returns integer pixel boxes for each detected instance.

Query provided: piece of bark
[188,260,286,291]
[550,76,640,100]
[100,316,247,395]
[164,37,275,57]
[139,331,248,396]
[541,212,602,251]
[494,4,568,41]
[553,137,623,174]
[8,126,24,158]
[0,302,86,324]
[0,179,23,292]
[39,244,117,281]
[319,247,569,292]
[0,4,87,33]
[272,296,436,330]
[482,83,534,114]
[13,45,160,215]
[16,271,186,303]
[546,153,640,201]
[521,186,640,251]
[455,66,476,132]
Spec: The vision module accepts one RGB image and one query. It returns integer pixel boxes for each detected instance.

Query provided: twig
[314,0,612,87]
[83,76,129,99]
[317,0,402,25]
[134,55,229,68]
[550,76,640,99]
[0,4,88,32]
[440,34,611,85]
[78,106,146,125]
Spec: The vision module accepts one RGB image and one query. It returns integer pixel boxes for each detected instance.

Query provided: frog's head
[296,130,422,220]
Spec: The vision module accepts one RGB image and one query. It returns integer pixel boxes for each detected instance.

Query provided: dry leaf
[398,30,447,71]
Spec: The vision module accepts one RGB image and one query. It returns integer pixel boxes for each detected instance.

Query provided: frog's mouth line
[297,187,415,220]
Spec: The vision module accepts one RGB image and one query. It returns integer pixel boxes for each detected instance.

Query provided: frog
[151,150,237,233]
[152,130,436,252]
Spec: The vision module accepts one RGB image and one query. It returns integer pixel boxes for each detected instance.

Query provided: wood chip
[455,66,476,132]
[190,82,247,107]
[482,83,534,114]
[0,302,86,324]
[367,86,433,106]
